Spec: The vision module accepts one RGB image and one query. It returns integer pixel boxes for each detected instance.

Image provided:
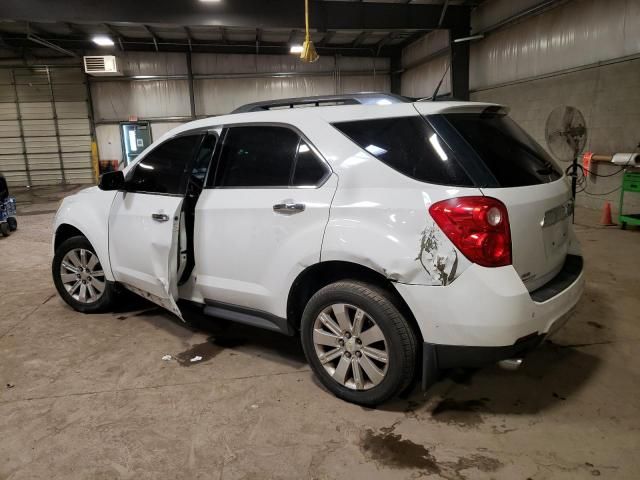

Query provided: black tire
[52,235,116,313]
[300,280,417,406]
[621,222,627,230]
[0,222,9,237]
[7,217,17,231]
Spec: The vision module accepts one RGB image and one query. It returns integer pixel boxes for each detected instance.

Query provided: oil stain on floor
[360,426,440,474]
[359,425,502,479]
[430,397,490,427]
[175,336,247,366]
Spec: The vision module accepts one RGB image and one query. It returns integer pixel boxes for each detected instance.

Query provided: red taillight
[428,196,511,268]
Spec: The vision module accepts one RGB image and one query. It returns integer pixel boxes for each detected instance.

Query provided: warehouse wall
[400,30,450,99]
[92,52,390,165]
[401,0,640,212]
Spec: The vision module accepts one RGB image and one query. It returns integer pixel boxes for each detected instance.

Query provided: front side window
[127,134,203,194]
[291,141,328,186]
[333,116,473,187]
[214,126,327,188]
[191,134,218,187]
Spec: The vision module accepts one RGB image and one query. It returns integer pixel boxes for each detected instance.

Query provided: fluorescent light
[200,0,221,2]
[92,35,114,46]
[453,34,484,44]
[429,134,448,161]
[290,45,303,54]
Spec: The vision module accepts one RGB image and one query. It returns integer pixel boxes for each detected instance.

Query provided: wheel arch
[53,221,114,281]
[286,260,424,344]
[54,223,85,251]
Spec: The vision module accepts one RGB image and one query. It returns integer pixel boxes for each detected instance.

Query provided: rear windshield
[444,113,562,187]
[332,116,473,187]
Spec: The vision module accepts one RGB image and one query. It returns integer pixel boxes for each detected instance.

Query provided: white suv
[52,94,584,405]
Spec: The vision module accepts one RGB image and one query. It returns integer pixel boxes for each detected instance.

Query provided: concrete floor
[1,185,639,480]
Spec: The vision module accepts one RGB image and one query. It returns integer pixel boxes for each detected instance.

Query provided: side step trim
[203,300,295,336]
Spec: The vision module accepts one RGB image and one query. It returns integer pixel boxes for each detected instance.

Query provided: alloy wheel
[59,248,106,304]
[312,303,389,390]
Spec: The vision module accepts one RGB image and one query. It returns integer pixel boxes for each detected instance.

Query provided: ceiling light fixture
[92,35,114,46]
[290,45,303,54]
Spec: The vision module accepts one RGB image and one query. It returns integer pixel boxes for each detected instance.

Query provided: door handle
[152,213,170,222]
[273,203,305,214]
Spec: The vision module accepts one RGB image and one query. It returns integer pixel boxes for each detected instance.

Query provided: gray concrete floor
[1,185,639,480]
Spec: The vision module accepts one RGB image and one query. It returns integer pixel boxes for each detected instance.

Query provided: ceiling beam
[351,31,368,48]
[26,22,77,56]
[438,0,450,28]
[184,26,192,52]
[143,24,159,51]
[0,34,400,57]
[0,0,469,31]
[317,31,335,47]
[104,23,124,50]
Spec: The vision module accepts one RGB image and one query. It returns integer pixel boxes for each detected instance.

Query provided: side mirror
[98,170,125,191]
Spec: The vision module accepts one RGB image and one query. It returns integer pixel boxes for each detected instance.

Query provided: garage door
[0,66,94,187]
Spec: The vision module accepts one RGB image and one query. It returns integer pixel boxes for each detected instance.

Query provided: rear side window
[127,134,202,194]
[444,113,562,187]
[213,126,328,188]
[333,116,473,186]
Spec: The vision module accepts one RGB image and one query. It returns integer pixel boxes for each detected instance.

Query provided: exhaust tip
[498,358,523,371]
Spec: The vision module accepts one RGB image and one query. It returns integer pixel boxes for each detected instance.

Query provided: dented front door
[108,191,184,319]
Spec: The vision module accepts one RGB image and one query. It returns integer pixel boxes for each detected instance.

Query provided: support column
[390,53,402,95]
[186,51,196,120]
[449,14,471,101]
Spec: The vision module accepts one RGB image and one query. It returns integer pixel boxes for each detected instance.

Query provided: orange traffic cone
[600,201,616,226]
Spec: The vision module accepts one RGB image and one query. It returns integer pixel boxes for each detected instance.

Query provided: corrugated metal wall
[400,30,450,98]
[93,52,389,164]
[400,0,640,211]
[0,66,93,187]
[469,0,640,91]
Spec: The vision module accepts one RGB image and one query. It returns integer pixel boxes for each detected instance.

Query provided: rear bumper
[395,254,584,370]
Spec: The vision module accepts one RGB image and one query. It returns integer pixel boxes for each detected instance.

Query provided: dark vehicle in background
[0,173,18,236]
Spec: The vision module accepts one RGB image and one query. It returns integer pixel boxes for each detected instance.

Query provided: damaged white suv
[52,94,584,405]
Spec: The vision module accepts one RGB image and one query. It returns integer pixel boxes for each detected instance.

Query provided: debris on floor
[6,383,15,389]
[190,356,203,363]
[161,354,172,361]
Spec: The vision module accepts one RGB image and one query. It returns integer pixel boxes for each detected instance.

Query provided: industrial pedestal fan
[545,105,588,199]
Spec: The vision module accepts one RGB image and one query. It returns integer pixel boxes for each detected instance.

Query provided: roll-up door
[0,66,94,187]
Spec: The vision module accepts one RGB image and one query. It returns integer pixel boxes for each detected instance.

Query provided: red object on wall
[582,151,593,172]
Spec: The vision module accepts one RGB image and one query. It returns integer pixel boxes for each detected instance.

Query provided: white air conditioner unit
[83,55,123,76]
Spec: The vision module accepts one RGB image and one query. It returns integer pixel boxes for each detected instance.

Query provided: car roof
[161,100,507,141]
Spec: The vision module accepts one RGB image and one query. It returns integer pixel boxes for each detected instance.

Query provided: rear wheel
[300,281,417,406]
[0,222,9,237]
[7,217,17,231]
[52,235,116,313]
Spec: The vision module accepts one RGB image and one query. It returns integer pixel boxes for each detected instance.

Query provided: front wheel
[52,235,116,313]
[300,281,417,406]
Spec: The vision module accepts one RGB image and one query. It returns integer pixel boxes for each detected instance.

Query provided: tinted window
[191,134,217,186]
[127,135,202,194]
[444,113,562,187]
[215,126,299,187]
[333,116,473,186]
[292,141,328,186]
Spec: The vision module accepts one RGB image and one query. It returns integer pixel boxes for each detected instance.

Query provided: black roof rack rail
[231,93,411,114]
